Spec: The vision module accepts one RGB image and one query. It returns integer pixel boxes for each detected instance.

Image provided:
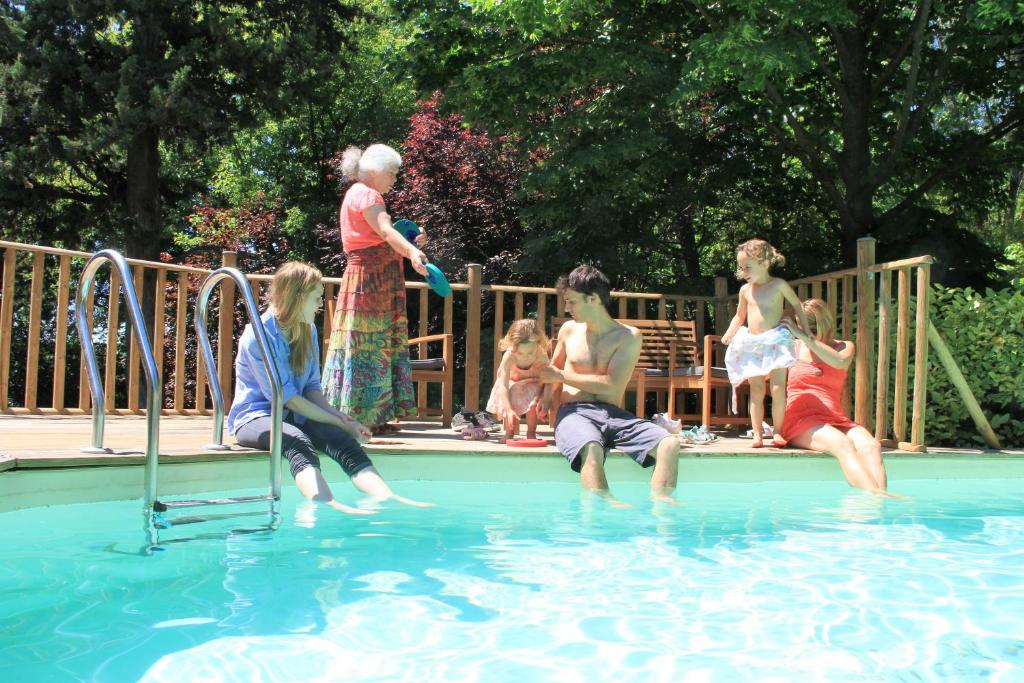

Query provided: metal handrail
[75,250,162,504]
[195,267,284,500]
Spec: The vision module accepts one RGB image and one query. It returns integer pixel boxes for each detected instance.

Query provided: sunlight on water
[1,476,1023,682]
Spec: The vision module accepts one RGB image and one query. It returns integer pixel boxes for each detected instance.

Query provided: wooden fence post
[53,255,72,412]
[0,248,17,411]
[713,276,729,334]
[218,251,237,410]
[24,251,45,411]
[127,265,144,413]
[874,269,892,442]
[854,237,876,428]
[907,264,931,451]
[465,263,482,411]
[493,290,505,379]
[893,267,911,441]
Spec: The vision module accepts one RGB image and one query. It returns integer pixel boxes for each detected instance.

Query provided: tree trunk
[673,205,701,281]
[1007,166,1022,231]
[835,25,875,264]
[125,124,162,407]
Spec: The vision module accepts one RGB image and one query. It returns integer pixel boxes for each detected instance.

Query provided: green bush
[927,283,1024,448]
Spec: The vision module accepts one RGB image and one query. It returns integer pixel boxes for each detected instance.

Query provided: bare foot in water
[328,500,377,515]
[589,489,632,509]
[390,494,436,508]
[874,490,909,500]
[651,490,681,505]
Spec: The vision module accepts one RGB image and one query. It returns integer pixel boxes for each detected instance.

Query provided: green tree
[396,0,838,291]
[197,2,419,266]
[399,0,1023,281]
[0,0,359,338]
[677,0,1023,262]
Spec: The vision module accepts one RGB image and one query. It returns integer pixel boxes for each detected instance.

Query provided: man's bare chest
[565,329,615,370]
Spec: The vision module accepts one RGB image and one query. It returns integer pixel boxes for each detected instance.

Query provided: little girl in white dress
[486,319,551,442]
[722,239,810,447]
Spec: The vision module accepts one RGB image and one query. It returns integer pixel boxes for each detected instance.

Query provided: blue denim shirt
[227,311,321,435]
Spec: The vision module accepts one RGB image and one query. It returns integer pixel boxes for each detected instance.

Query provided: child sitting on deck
[486,319,551,442]
[721,239,810,447]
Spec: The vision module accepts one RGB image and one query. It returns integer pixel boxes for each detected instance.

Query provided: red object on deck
[506,438,549,447]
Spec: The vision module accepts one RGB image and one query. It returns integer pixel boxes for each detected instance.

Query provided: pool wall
[1,453,1022,513]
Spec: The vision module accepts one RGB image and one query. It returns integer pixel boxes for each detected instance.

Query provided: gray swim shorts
[554,401,671,472]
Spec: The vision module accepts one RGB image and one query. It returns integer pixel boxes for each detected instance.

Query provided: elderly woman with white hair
[321,144,429,435]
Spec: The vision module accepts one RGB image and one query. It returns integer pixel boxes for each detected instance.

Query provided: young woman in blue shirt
[228,261,429,514]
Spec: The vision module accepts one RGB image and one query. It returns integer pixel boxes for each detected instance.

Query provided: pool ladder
[76,253,283,541]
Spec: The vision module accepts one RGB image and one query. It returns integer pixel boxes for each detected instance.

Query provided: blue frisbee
[424,263,452,297]
[393,218,421,243]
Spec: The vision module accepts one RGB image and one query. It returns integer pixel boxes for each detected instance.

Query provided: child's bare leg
[504,414,520,442]
[748,377,766,447]
[769,367,788,445]
[526,406,539,439]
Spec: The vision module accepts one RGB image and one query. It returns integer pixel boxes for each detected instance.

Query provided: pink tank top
[338,182,386,252]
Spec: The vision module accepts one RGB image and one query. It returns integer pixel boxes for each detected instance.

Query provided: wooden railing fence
[0,236,939,450]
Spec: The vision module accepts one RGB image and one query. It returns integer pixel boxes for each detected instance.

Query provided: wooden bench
[551,317,744,427]
[408,333,454,427]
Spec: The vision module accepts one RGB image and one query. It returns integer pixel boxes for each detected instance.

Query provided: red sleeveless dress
[780,357,858,444]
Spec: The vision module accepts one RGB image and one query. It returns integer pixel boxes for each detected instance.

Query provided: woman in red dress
[780,299,889,493]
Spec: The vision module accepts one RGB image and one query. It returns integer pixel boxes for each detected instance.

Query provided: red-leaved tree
[390,95,528,284]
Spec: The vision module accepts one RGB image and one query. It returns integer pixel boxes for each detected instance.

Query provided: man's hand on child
[540,366,563,383]
[529,396,547,421]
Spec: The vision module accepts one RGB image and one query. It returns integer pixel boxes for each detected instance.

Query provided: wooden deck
[0,413,818,470]
[2,414,1019,473]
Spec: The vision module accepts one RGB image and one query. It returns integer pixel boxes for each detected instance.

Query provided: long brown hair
[270,262,322,374]
[802,298,836,342]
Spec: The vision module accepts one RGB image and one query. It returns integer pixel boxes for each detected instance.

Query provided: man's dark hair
[556,265,611,308]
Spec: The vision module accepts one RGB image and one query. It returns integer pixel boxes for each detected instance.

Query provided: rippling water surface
[1,476,1022,682]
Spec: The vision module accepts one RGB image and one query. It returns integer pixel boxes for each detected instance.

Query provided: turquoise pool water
[1,456,1023,682]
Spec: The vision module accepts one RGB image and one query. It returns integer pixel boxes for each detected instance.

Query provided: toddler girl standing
[486,319,551,442]
[721,239,810,447]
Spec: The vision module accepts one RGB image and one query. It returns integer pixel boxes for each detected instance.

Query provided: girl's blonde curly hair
[498,318,549,352]
[735,238,785,279]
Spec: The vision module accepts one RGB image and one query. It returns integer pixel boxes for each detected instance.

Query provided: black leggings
[234,416,374,479]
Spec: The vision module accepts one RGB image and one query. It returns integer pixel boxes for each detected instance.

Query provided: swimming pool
[2,455,1022,681]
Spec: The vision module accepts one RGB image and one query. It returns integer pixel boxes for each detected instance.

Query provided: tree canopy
[1,0,1021,290]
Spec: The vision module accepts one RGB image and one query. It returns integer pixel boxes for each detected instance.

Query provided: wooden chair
[408,333,454,427]
[677,334,747,429]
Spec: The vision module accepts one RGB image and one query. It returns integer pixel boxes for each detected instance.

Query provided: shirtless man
[541,266,680,505]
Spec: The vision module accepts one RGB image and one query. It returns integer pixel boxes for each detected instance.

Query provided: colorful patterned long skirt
[321,243,417,425]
